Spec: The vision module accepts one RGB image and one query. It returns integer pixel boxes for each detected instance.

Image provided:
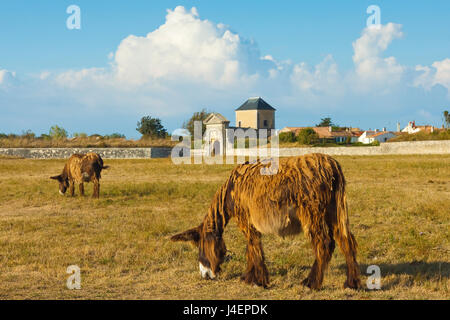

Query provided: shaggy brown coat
[50,152,109,198]
[171,153,361,290]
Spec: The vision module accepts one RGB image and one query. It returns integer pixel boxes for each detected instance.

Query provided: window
[263,120,268,127]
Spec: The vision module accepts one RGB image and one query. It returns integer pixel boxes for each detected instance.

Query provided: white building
[401,121,436,134]
[358,130,396,144]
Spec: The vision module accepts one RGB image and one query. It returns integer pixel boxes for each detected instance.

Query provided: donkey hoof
[301,278,320,290]
[344,278,362,290]
[241,273,268,288]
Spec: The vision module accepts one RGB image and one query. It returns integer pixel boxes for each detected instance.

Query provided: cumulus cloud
[290,55,341,94]
[0,69,17,87]
[352,23,404,89]
[113,6,273,88]
[414,58,450,95]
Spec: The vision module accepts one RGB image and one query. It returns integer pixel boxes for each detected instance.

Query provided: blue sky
[0,1,449,138]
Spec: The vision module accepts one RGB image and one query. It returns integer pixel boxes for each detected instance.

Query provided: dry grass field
[0,155,448,300]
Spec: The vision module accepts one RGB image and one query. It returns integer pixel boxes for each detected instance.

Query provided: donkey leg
[302,228,335,290]
[79,183,85,196]
[334,230,361,289]
[92,180,100,198]
[241,228,269,288]
[69,181,75,197]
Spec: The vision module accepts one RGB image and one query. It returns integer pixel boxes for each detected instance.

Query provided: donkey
[50,152,109,198]
[171,153,361,290]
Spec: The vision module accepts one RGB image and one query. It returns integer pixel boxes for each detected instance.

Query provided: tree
[316,117,334,127]
[444,110,450,129]
[279,131,297,143]
[136,116,167,138]
[182,109,209,137]
[49,125,68,139]
[297,128,319,145]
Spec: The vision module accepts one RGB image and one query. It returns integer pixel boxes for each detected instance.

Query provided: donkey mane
[172,153,361,290]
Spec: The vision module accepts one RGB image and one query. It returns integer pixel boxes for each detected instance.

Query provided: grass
[0,155,448,299]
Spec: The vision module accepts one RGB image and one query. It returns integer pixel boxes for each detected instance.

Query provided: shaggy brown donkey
[171,153,361,290]
[50,152,109,198]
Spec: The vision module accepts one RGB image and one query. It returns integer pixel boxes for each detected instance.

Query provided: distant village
[204,97,442,148]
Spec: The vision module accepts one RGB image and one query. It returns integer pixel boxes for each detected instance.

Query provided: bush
[297,128,319,145]
[21,130,35,139]
[279,131,297,143]
[49,125,68,139]
[104,133,126,139]
[73,132,88,138]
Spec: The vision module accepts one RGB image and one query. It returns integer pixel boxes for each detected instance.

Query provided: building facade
[235,97,275,129]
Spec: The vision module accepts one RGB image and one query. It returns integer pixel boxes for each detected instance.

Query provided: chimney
[328,126,332,132]
[383,127,386,132]
[397,122,400,132]
[431,126,434,133]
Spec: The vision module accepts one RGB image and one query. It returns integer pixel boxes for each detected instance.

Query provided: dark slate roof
[235,97,276,111]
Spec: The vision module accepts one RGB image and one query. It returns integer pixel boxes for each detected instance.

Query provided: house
[203,112,231,156]
[235,97,276,129]
[203,97,277,156]
[358,129,396,144]
[401,121,437,134]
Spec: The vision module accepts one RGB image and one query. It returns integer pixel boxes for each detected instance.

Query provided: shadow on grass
[339,261,448,290]
[356,261,449,277]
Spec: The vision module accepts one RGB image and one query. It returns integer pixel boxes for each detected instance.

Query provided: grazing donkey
[50,152,109,198]
[171,153,361,290]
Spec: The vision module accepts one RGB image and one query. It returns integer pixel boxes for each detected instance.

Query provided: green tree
[136,116,167,138]
[279,131,297,143]
[297,128,319,145]
[444,110,450,129]
[49,125,68,139]
[182,109,209,137]
[316,117,335,127]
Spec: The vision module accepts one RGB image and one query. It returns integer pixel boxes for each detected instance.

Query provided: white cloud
[113,6,270,88]
[290,54,340,93]
[0,69,16,87]
[414,58,450,95]
[352,23,404,88]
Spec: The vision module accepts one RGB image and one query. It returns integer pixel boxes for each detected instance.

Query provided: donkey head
[50,174,69,195]
[171,224,227,280]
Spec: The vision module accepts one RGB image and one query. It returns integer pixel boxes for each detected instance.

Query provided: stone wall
[0,141,448,159]
[230,140,450,156]
[276,140,450,156]
[0,147,172,159]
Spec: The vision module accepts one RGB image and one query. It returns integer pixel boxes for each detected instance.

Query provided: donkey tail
[335,183,357,250]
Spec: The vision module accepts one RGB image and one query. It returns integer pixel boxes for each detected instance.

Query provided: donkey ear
[171,226,201,245]
[50,175,62,181]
